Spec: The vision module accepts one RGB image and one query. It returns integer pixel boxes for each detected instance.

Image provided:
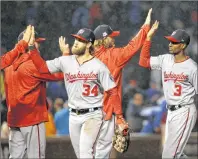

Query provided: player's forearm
[0,40,28,70]
[106,87,123,115]
[127,24,150,52]
[139,40,151,68]
[52,73,64,80]
[33,72,64,81]
[118,24,150,66]
[29,47,50,74]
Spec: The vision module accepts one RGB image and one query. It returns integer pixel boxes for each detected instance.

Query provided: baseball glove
[112,115,131,153]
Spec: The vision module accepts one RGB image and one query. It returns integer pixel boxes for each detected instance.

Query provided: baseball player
[29,27,121,158]
[89,8,152,158]
[139,21,197,159]
[56,9,152,158]
[58,8,153,158]
[1,26,64,158]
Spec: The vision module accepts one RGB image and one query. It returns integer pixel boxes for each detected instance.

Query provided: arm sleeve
[139,40,164,70]
[106,87,123,115]
[115,24,150,67]
[98,65,116,91]
[139,40,151,68]
[99,65,122,116]
[190,69,198,94]
[46,58,63,73]
[150,55,164,70]
[29,48,63,74]
[26,62,64,82]
[0,40,28,70]
[32,72,64,82]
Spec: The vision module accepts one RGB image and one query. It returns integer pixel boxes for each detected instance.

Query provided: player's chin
[169,50,174,54]
[71,48,78,54]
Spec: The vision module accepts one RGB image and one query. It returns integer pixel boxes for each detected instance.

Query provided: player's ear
[86,42,92,48]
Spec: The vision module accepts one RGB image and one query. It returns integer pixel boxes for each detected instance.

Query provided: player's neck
[76,52,93,65]
[174,51,188,63]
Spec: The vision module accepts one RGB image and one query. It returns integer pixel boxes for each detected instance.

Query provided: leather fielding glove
[112,115,131,153]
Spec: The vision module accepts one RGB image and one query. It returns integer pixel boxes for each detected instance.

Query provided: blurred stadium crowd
[1,1,197,142]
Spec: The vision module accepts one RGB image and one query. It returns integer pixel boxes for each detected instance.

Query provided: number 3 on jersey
[83,83,98,96]
[174,84,182,96]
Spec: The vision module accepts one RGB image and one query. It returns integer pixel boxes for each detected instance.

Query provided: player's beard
[71,45,86,56]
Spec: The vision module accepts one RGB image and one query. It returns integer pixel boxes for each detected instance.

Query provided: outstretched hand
[144,8,152,25]
[146,20,159,40]
[59,36,70,55]
[22,25,32,43]
[29,26,35,46]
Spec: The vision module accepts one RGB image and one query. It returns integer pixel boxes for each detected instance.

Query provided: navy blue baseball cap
[164,29,190,45]
[94,24,120,40]
[71,28,95,44]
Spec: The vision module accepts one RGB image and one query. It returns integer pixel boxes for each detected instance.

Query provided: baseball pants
[162,104,197,159]
[94,114,115,159]
[9,122,46,159]
[69,108,103,159]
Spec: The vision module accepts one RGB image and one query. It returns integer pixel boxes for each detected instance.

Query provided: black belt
[70,107,100,115]
[168,104,182,111]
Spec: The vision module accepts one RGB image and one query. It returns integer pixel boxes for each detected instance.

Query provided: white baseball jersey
[150,54,197,105]
[46,55,116,109]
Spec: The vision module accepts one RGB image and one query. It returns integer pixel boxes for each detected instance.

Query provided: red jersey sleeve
[29,48,50,73]
[139,40,151,68]
[113,24,150,67]
[0,40,28,70]
[32,72,64,81]
[104,87,123,120]
[29,48,64,81]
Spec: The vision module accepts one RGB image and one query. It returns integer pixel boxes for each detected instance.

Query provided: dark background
[1,1,197,89]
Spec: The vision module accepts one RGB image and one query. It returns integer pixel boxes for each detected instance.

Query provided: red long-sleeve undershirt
[139,40,151,68]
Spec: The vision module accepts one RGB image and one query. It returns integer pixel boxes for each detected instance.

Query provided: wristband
[28,45,36,50]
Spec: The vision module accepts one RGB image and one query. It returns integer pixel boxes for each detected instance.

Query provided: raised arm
[139,20,159,68]
[29,48,50,74]
[59,36,70,56]
[0,41,28,70]
[28,26,62,74]
[115,8,152,67]
[0,25,32,70]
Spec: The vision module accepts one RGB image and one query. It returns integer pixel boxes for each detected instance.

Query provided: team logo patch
[78,29,84,34]
[171,31,176,36]
[103,32,107,37]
